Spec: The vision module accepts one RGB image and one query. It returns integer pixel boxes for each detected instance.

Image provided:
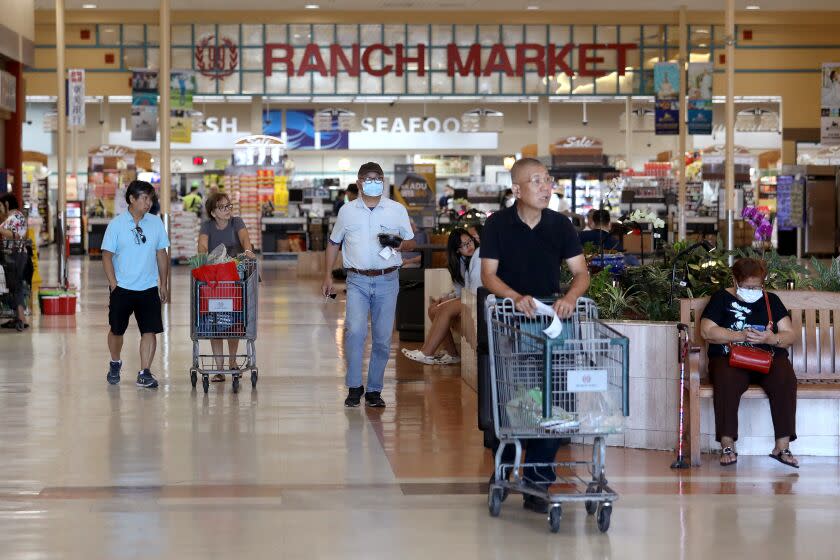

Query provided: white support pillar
[160,0,171,228]
[55,0,67,287]
[725,0,736,261]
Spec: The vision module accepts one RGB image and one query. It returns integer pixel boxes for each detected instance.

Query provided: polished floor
[1,254,839,559]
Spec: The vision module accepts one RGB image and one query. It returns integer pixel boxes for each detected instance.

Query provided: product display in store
[170,203,201,262]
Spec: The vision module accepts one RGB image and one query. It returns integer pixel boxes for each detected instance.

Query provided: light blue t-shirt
[102,211,170,291]
[329,197,414,270]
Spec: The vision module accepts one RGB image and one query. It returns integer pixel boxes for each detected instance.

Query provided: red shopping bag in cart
[191,261,239,284]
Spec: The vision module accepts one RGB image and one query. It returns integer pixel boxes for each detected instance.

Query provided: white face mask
[736,286,763,304]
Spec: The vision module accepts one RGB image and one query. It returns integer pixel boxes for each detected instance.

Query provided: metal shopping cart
[486,296,629,533]
[190,258,259,394]
[0,239,33,322]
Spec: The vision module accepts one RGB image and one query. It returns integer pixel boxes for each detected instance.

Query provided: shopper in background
[699,257,798,468]
[182,185,203,217]
[402,227,481,365]
[439,185,455,209]
[102,180,170,389]
[401,219,428,268]
[322,162,416,408]
[480,157,590,514]
[333,183,359,215]
[583,209,596,231]
[579,209,621,251]
[198,191,256,382]
[500,188,514,210]
[0,193,30,331]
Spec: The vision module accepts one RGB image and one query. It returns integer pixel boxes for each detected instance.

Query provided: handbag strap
[764,289,773,329]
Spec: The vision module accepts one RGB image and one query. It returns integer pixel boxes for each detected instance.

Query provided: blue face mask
[362,179,384,197]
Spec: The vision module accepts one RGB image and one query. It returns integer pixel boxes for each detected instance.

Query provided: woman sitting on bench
[402,228,481,366]
[699,257,799,468]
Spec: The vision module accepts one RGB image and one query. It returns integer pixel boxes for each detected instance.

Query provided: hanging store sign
[687,63,713,136]
[170,70,196,143]
[264,42,638,79]
[654,62,680,136]
[550,136,604,166]
[68,69,85,127]
[820,63,840,145]
[131,69,158,141]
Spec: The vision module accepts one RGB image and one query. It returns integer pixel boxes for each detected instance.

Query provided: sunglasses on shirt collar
[132,225,147,244]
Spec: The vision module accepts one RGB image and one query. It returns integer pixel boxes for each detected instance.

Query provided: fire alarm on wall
[742,29,753,40]
[193,156,207,166]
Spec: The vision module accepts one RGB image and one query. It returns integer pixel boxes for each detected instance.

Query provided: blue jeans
[344,270,399,393]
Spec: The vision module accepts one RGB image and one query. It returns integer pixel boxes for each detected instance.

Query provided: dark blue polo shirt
[480,204,583,298]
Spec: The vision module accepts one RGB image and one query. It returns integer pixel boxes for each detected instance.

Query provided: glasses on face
[132,226,147,245]
[361,177,384,184]
[528,174,554,187]
[218,204,233,211]
[459,238,474,250]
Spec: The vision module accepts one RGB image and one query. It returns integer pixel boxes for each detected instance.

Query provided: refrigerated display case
[803,166,839,256]
[66,201,84,255]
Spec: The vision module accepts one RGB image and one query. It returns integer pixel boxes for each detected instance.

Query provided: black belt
[346,266,400,277]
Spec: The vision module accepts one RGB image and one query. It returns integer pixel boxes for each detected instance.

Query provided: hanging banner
[171,70,196,144]
[654,62,680,136]
[687,63,713,135]
[131,69,158,142]
[820,63,840,145]
[393,163,436,227]
[68,69,85,127]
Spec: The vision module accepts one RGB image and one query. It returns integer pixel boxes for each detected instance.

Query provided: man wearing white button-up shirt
[322,162,416,408]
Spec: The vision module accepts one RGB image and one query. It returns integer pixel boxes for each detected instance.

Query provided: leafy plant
[808,257,840,292]
[731,247,812,290]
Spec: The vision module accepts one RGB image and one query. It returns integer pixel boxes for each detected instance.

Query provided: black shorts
[108,286,163,336]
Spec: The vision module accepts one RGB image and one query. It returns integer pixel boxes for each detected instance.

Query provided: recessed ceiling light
[304,3,320,8]
[81,3,97,7]
[526,5,540,9]
[745,4,760,9]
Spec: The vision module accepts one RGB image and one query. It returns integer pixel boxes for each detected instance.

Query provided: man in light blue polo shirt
[102,180,170,389]
[322,162,415,408]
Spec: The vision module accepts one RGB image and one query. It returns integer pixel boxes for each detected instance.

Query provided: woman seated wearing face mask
[699,257,798,468]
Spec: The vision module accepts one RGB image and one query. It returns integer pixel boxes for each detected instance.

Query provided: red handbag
[728,290,774,374]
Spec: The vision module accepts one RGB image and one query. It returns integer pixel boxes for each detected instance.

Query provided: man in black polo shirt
[480,157,590,513]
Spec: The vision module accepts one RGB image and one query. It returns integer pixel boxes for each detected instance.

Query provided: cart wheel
[596,504,612,533]
[585,482,599,515]
[202,375,209,394]
[232,376,240,394]
[190,370,197,388]
[548,505,562,533]
[251,370,258,388]
[488,488,503,517]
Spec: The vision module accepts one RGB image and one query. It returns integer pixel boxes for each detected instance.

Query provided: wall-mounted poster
[821,63,840,145]
[654,62,680,136]
[131,70,158,141]
[171,70,196,144]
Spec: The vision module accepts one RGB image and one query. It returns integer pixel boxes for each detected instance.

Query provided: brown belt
[346,266,400,277]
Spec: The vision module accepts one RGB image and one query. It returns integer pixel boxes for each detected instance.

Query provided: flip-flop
[720,446,738,466]
[768,449,799,469]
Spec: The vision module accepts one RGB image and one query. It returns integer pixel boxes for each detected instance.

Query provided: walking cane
[671,323,690,469]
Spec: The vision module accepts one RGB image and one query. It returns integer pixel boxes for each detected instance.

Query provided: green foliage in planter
[587,270,640,320]
[622,263,679,322]
[731,247,812,290]
[809,257,840,292]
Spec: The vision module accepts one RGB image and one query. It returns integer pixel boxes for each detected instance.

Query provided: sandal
[434,353,461,365]
[720,446,738,466]
[768,448,799,469]
[401,348,436,365]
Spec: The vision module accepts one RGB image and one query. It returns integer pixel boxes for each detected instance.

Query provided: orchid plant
[741,206,774,242]
[625,209,665,229]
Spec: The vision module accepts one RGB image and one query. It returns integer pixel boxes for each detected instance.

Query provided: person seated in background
[578,209,621,252]
[500,188,515,210]
[699,257,798,468]
[402,228,481,365]
[439,185,455,209]
[401,219,428,268]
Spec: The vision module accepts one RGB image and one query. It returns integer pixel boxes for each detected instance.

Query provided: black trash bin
[395,267,425,342]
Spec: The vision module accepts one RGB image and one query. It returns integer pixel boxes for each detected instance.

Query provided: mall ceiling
[32,0,840,10]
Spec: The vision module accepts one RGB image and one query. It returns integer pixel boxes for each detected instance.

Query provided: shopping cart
[485,296,629,533]
[0,239,33,321]
[189,258,259,394]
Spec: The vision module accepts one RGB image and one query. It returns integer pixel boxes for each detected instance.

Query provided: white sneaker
[401,348,436,364]
[434,353,461,365]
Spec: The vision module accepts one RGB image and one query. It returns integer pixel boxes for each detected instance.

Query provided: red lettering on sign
[330,44,360,77]
[396,44,425,77]
[482,44,514,77]
[608,43,637,75]
[447,44,481,77]
[515,43,546,77]
[264,44,294,76]
[362,44,393,77]
[297,44,328,76]
[547,43,575,76]
[578,43,607,78]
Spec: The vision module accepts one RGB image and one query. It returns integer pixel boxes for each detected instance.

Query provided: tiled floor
[0,254,838,559]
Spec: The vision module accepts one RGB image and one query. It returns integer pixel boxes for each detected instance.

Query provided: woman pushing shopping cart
[485,296,629,533]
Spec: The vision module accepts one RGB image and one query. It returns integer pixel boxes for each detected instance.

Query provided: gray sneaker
[107,360,122,385]
[136,369,159,389]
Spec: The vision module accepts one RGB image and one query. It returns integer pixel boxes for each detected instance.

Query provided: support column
[250,95,264,135]
[625,96,632,171]
[725,0,735,260]
[159,0,171,228]
[55,0,67,287]
[678,5,688,242]
[536,97,550,158]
